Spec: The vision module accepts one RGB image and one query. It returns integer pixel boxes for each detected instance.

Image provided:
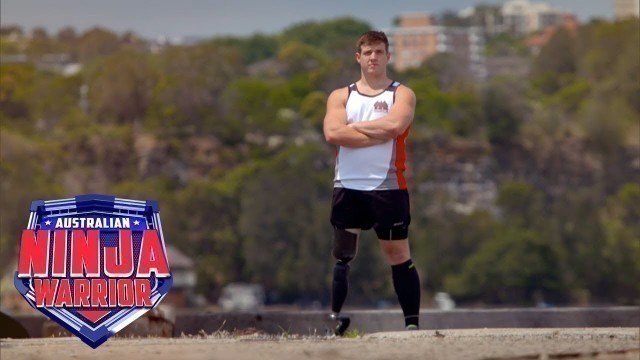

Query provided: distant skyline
[1,0,614,39]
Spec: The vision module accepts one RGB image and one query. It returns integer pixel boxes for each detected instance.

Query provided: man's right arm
[323,88,385,148]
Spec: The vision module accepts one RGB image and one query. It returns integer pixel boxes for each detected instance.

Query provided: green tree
[280,17,371,53]
[531,28,577,94]
[86,50,157,124]
[0,129,63,272]
[496,181,544,229]
[239,144,333,302]
[168,180,246,300]
[209,34,279,65]
[599,183,640,304]
[0,63,35,125]
[482,79,526,144]
[146,43,245,135]
[445,227,563,304]
[221,77,295,138]
[277,41,329,77]
[30,72,83,131]
[411,208,498,294]
[26,27,55,57]
[547,187,607,304]
[77,27,121,63]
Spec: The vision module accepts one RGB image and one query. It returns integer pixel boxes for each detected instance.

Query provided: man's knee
[332,228,359,263]
[379,240,411,265]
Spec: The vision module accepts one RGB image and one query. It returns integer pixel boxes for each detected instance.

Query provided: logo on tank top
[373,101,389,113]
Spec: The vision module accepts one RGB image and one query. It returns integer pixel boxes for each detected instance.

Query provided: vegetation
[0,17,638,308]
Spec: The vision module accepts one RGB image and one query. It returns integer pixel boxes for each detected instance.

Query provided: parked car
[218,283,265,311]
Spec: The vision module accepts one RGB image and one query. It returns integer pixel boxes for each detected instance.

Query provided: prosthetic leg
[329,228,359,336]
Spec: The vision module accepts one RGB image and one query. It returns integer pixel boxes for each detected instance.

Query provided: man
[323,31,421,335]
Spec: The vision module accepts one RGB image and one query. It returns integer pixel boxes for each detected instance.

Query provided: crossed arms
[323,85,416,148]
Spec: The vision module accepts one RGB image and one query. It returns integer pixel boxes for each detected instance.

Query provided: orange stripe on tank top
[395,127,409,189]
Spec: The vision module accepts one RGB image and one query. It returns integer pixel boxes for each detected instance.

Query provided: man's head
[355,31,390,75]
[356,31,389,54]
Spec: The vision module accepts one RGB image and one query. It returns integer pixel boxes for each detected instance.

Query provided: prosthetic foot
[329,313,351,336]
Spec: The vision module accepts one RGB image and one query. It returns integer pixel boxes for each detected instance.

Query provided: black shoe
[329,313,351,336]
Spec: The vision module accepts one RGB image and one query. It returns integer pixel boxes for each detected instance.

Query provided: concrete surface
[11,306,640,338]
[173,306,640,336]
[1,328,639,360]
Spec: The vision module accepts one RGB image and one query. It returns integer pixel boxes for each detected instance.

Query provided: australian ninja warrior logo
[15,194,172,348]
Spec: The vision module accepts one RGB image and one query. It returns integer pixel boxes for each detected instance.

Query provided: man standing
[323,31,421,335]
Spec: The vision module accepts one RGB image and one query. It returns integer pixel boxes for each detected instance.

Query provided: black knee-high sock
[391,259,421,327]
[331,261,350,314]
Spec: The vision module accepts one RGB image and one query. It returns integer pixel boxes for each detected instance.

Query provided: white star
[133,220,140,226]
[44,220,51,226]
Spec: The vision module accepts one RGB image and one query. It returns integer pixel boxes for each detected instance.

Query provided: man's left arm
[350,85,416,140]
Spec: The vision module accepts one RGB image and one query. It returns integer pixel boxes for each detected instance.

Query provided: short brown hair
[356,31,389,53]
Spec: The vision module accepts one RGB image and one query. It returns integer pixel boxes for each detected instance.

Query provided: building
[526,14,578,54]
[459,5,505,36]
[500,0,575,35]
[615,0,640,19]
[385,13,486,80]
[163,245,198,308]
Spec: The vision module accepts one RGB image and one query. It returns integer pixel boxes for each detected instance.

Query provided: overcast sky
[1,0,614,39]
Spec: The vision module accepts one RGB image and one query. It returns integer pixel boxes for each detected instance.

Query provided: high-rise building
[385,13,486,80]
[501,0,572,35]
[615,0,640,19]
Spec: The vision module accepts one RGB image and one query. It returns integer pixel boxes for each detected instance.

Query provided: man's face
[356,42,390,75]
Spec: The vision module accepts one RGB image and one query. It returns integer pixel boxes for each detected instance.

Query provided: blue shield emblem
[14,194,173,348]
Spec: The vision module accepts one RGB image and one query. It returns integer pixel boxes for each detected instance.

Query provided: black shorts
[330,188,411,240]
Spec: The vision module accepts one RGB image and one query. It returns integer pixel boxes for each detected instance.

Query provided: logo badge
[373,101,389,113]
[14,194,173,348]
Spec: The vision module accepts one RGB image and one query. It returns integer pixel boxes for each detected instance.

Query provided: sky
[1,0,614,40]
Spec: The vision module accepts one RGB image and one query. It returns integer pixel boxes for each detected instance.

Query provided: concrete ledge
[173,307,640,336]
[11,306,640,338]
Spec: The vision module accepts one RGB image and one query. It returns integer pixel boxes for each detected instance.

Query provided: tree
[86,50,157,124]
[239,145,334,302]
[482,79,526,144]
[77,27,121,63]
[146,43,245,134]
[411,208,498,294]
[547,187,607,304]
[496,181,544,229]
[168,180,246,301]
[221,77,295,138]
[484,32,528,57]
[0,64,35,123]
[280,17,371,54]
[26,27,55,57]
[530,27,578,94]
[445,227,563,304]
[277,41,329,77]
[599,183,640,304]
[209,34,279,65]
[0,128,64,273]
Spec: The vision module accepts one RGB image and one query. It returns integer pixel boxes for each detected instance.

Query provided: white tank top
[334,81,409,191]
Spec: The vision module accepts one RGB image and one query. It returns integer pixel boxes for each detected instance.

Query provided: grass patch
[342,329,364,338]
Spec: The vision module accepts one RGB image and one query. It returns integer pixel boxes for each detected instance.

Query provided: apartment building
[385,13,486,80]
[615,0,640,19]
[502,0,574,34]
[460,0,574,36]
